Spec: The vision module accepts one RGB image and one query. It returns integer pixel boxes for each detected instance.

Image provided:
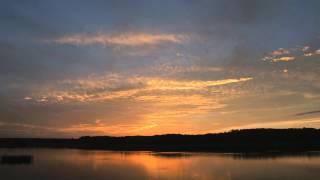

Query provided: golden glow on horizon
[2,116,320,137]
[50,117,320,136]
[19,74,253,136]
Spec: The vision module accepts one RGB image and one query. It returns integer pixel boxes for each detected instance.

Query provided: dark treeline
[1,128,320,152]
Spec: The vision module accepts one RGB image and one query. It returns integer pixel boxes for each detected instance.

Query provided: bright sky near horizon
[1,0,320,137]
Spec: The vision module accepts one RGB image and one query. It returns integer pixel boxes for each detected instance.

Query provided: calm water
[1,149,320,180]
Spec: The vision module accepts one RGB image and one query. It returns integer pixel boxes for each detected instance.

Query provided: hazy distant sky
[1,0,320,137]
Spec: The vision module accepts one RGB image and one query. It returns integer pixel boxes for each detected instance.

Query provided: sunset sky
[1,0,320,137]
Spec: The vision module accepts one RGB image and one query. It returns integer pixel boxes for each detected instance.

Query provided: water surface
[1,149,320,180]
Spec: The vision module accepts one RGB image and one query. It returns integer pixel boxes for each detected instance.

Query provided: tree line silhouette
[1,128,320,152]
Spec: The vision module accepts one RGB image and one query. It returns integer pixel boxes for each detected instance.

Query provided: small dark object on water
[1,155,33,165]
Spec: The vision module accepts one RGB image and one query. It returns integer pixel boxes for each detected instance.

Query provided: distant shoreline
[1,128,320,153]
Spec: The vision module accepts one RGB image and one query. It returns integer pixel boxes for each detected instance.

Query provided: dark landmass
[1,155,33,165]
[1,128,320,152]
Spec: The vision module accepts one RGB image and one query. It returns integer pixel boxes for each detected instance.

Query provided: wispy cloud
[142,77,252,90]
[295,110,320,116]
[151,64,223,75]
[49,32,187,47]
[24,73,252,103]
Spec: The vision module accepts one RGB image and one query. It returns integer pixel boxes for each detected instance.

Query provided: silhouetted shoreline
[1,128,320,152]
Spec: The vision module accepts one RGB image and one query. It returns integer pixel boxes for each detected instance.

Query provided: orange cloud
[271,56,295,62]
[271,48,290,56]
[141,77,253,90]
[262,47,295,62]
[50,32,187,46]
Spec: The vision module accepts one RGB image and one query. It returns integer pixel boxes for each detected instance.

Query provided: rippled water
[1,148,320,180]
